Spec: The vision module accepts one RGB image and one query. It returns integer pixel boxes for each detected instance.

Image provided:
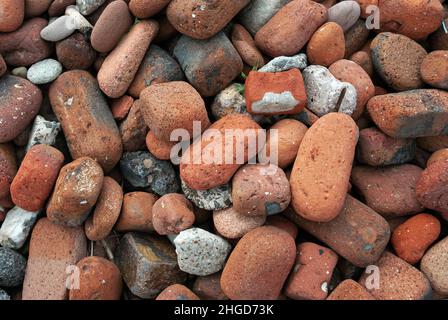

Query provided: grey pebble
[66,5,93,32]
[258,54,308,73]
[239,0,292,35]
[11,67,28,79]
[328,1,361,32]
[211,83,248,120]
[76,0,106,15]
[120,151,179,196]
[40,15,77,42]
[0,207,39,250]
[0,247,27,287]
[25,115,61,151]
[303,65,357,117]
[27,59,63,85]
[0,288,10,300]
[174,228,232,276]
[181,179,232,211]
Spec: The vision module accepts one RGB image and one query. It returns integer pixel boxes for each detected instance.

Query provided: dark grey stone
[0,247,26,287]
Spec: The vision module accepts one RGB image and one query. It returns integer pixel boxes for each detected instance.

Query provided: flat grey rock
[259,54,308,73]
[40,15,76,42]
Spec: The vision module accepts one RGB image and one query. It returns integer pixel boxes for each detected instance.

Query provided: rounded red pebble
[10,145,64,212]
[427,148,448,167]
[255,0,328,57]
[0,0,24,32]
[0,143,17,199]
[152,193,195,235]
[156,284,199,300]
[56,33,97,70]
[193,273,228,300]
[24,0,53,17]
[420,50,448,90]
[307,22,345,67]
[91,0,133,53]
[48,0,76,16]
[358,251,432,300]
[167,0,250,40]
[290,113,359,222]
[69,256,122,300]
[47,157,104,227]
[98,20,159,98]
[327,279,375,300]
[145,131,175,160]
[110,95,134,120]
[22,218,87,300]
[130,0,171,18]
[231,24,265,68]
[245,69,307,115]
[119,99,148,152]
[0,75,42,143]
[351,165,424,218]
[85,177,123,241]
[213,206,266,239]
[416,159,448,213]
[391,213,441,265]
[180,114,263,191]
[140,81,210,142]
[115,192,158,232]
[221,226,296,300]
[265,215,298,239]
[49,70,123,172]
[329,59,375,120]
[285,242,338,300]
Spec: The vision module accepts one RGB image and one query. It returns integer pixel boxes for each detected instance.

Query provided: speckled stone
[258,54,308,73]
[115,191,157,233]
[0,247,26,287]
[115,232,186,299]
[173,228,232,276]
[0,206,39,249]
[210,84,248,120]
[213,206,266,239]
[181,179,232,211]
[25,115,61,151]
[421,236,448,295]
[156,284,199,300]
[302,65,357,117]
[327,1,360,32]
[327,279,375,300]
[359,251,432,300]
[76,0,106,15]
[120,151,179,196]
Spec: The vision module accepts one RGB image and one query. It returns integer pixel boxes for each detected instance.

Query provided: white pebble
[27,59,63,85]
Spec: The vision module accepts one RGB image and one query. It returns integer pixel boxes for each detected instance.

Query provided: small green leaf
[235,83,245,95]
[240,72,247,80]
[134,18,141,25]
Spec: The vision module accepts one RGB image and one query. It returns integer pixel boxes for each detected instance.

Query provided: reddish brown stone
[358,251,432,300]
[427,148,448,167]
[24,0,53,17]
[156,284,199,300]
[420,50,448,90]
[115,192,158,232]
[307,22,345,67]
[231,24,265,68]
[47,157,104,227]
[98,20,159,98]
[85,177,123,241]
[221,226,296,300]
[69,256,122,300]
[0,18,52,66]
[329,59,375,120]
[255,0,328,57]
[152,193,195,235]
[285,242,338,300]
[119,99,148,152]
[367,90,448,138]
[130,0,170,18]
[167,0,250,40]
[284,194,391,267]
[418,135,448,152]
[145,131,175,160]
[180,114,263,190]
[0,143,17,199]
[377,0,444,41]
[140,81,210,142]
[232,164,290,216]
[49,70,122,172]
[351,165,424,218]
[56,32,96,70]
[391,213,441,265]
[327,279,375,300]
[344,19,370,58]
[10,145,64,212]
[416,159,448,213]
[91,0,133,53]
[356,127,416,166]
[0,0,24,32]
[290,113,358,222]
[0,75,42,143]
[213,206,266,239]
[110,95,134,120]
[245,69,307,115]
[349,51,373,77]
[265,215,298,239]
[22,218,87,300]
[193,272,228,300]
[48,0,76,16]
